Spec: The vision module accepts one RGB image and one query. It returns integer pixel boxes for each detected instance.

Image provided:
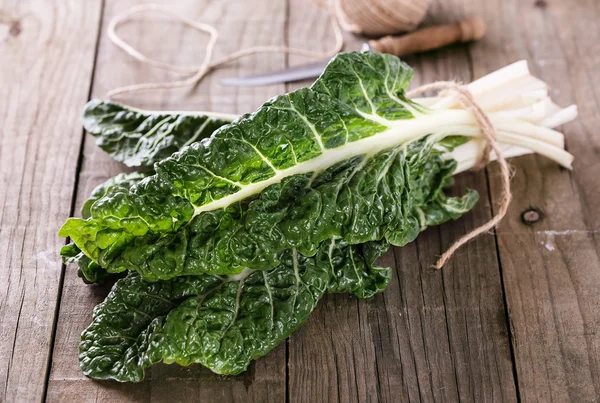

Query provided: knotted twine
[106,2,512,269]
[406,83,512,269]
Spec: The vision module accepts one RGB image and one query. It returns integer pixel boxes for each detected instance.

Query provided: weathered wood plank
[39,0,600,401]
[467,0,600,401]
[285,1,517,401]
[46,0,289,402]
[0,0,103,401]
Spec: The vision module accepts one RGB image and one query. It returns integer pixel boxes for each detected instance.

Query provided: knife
[220,17,486,87]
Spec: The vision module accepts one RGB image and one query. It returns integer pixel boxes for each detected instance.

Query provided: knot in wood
[521,208,543,225]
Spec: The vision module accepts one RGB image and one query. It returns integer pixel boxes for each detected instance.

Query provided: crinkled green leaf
[83,100,235,167]
[59,52,478,281]
[80,239,390,382]
[64,136,477,280]
[420,189,479,228]
[81,172,150,219]
[61,243,109,284]
[61,172,149,283]
[66,137,476,280]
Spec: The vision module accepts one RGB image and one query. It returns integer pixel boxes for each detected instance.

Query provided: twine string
[407,82,512,269]
[106,1,344,98]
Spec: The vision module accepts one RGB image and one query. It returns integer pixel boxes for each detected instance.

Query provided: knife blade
[219,17,486,87]
[220,61,328,87]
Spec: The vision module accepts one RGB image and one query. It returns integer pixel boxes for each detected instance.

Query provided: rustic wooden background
[1,0,599,401]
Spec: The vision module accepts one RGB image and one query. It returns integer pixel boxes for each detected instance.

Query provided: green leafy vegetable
[60,52,480,280]
[61,243,108,284]
[62,52,577,382]
[62,53,575,282]
[80,172,150,220]
[63,137,477,280]
[61,172,149,283]
[83,100,236,167]
[80,239,390,381]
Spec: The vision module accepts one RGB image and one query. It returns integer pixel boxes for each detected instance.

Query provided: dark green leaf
[81,172,150,218]
[61,243,109,284]
[59,52,478,281]
[80,239,390,381]
[62,172,149,283]
[83,100,235,167]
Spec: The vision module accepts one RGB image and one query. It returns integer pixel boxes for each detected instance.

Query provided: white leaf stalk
[412,60,576,173]
[116,60,574,216]
[190,61,575,216]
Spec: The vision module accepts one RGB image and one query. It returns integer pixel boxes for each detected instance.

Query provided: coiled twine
[335,0,431,36]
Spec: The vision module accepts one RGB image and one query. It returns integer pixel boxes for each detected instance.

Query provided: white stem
[412,60,577,174]
[542,105,578,128]
[452,142,533,174]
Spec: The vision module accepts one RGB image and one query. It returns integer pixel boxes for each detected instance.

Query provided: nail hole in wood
[521,208,543,225]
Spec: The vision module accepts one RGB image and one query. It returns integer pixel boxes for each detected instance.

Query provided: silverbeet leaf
[78,183,475,381]
[59,52,479,281]
[60,243,108,284]
[80,172,150,220]
[63,137,477,281]
[69,52,482,382]
[61,172,149,283]
[83,100,235,167]
[80,239,390,382]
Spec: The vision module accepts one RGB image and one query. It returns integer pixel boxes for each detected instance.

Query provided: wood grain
[0,0,103,401]
[466,0,600,401]
[285,1,517,402]
[0,0,594,401]
[46,0,289,402]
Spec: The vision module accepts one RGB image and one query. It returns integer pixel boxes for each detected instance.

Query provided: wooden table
[1,0,599,401]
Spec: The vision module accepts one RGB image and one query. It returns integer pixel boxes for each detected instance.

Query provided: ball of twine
[335,0,431,37]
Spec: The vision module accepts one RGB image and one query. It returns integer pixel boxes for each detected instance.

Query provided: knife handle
[369,17,486,57]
